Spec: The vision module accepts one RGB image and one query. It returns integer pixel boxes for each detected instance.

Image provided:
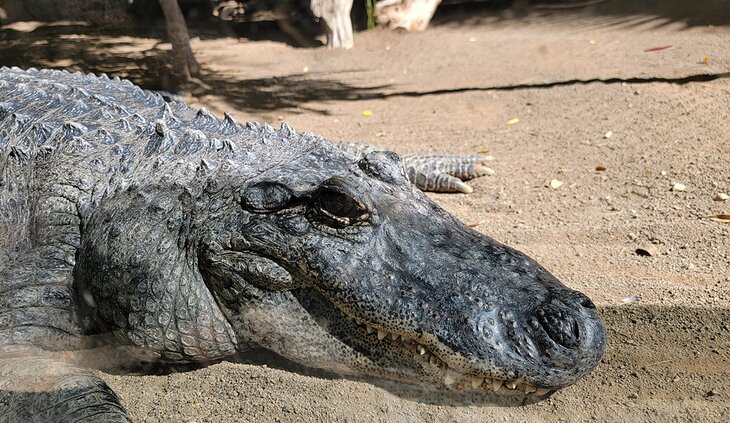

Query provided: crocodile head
[199,136,606,396]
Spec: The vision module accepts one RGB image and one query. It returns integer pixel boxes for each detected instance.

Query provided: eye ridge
[316,189,369,226]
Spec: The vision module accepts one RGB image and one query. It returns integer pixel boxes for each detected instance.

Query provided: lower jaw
[355,323,551,396]
[294,291,556,397]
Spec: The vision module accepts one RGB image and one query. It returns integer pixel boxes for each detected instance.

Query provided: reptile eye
[315,189,368,226]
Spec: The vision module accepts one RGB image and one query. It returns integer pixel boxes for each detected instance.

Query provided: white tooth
[377,330,387,340]
[470,375,485,389]
[535,388,550,396]
[416,345,427,355]
[524,385,537,394]
[505,380,518,390]
[366,326,374,334]
[492,379,503,392]
[443,369,460,386]
[390,333,400,341]
[429,355,440,366]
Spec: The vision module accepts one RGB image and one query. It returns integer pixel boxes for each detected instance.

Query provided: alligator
[0,67,606,421]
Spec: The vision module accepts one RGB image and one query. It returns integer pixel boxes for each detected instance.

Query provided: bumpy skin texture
[337,141,493,193]
[0,68,606,421]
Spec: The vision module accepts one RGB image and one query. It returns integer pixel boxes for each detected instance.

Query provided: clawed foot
[402,153,494,193]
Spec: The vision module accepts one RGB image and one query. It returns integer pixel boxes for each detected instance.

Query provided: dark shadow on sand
[434,0,730,29]
[190,70,729,114]
[1,22,725,113]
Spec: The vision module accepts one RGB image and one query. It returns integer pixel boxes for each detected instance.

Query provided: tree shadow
[193,70,392,114]
[195,69,729,114]
[2,22,725,114]
[0,22,183,89]
[435,0,730,30]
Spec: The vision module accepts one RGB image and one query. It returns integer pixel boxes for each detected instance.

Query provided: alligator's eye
[315,189,369,227]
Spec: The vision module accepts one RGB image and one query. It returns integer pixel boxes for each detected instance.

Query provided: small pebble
[714,193,729,201]
[671,183,686,192]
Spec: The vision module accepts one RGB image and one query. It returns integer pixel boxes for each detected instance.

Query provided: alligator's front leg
[0,355,131,422]
[336,141,493,193]
[0,251,133,422]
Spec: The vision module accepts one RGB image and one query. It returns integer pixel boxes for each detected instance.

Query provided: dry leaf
[702,55,710,64]
[506,118,520,125]
[644,45,673,52]
[707,214,730,223]
[595,165,607,171]
[671,183,686,192]
[362,110,373,117]
[621,295,640,304]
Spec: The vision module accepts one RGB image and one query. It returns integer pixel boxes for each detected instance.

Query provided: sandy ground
[3,1,729,421]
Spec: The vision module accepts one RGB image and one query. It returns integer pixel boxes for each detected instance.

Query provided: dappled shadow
[1,7,727,113]
[193,70,391,114]
[2,21,725,113]
[0,22,387,104]
[196,69,729,114]
[0,22,185,89]
[435,0,730,29]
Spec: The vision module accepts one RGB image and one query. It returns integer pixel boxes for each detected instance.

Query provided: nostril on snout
[572,319,580,341]
[572,292,595,309]
[580,296,595,309]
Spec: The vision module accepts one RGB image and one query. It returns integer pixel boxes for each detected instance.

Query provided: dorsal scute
[220,112,241,135]
[280,122,296,138]
[193,107,218,129]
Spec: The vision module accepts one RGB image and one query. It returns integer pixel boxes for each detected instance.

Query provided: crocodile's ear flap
[240,181,294,212]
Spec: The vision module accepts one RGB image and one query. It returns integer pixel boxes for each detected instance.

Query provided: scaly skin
[0,67,606,421]
[337,141,493,193]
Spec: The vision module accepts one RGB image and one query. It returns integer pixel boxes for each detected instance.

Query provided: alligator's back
[0,68,171,257]
[0,67,287,354]
[0,67,262,265]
